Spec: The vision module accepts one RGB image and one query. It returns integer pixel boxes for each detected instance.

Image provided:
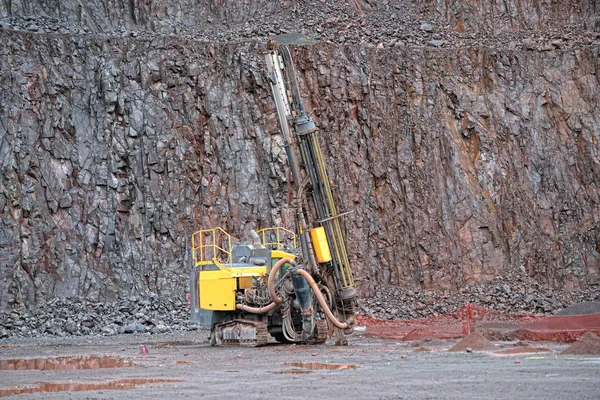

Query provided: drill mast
[264,44,358,336]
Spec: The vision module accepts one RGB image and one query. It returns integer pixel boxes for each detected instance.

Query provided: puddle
[0,355,137,371]
[283,362,359,371]
[274,369,313,375]
[0,378,181,397]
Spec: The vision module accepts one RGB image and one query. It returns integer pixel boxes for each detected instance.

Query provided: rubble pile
[361,274,600,320]
[1,283,598,339]
[1,1,598,50]
[0,294,203,339]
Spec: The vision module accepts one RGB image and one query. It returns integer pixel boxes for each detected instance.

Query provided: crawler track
[214,319,269,347]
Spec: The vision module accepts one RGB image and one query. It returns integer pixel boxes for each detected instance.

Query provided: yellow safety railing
[191,227,232,269]
[256,227,297,250]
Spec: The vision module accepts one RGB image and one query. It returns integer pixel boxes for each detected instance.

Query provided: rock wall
[1,1,599,307]
[433,0,599,32]
[0,33,291,307]
[0,0,280,33]
[300,45,600,295]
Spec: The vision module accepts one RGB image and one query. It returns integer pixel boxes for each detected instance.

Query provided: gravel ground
[0,331,599,400]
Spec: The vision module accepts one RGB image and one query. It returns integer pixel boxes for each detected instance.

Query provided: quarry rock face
[434,0,599,33]
[0,1,599,307]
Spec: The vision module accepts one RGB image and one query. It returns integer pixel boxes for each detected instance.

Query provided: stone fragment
[151,324,169,334]
[102,324,119,336]
[419,23,433,32]
[64,319,78,334]
[121,322,147,334]
[187,63,201,76]
[59,193,73,208]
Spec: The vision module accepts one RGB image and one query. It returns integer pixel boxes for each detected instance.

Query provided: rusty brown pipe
[295,269,349,329]
[236,302,278,314]
[268,257,296,304]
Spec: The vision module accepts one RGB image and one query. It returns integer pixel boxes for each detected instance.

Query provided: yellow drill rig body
[189,41,358,346]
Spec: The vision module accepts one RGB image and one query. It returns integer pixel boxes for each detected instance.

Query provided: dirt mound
[448,332,496,352]
[561,332,600,355]
[413,347,432,353]
[555,302,600,316]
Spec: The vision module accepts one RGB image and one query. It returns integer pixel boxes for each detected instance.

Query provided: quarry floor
[1,331,599,399]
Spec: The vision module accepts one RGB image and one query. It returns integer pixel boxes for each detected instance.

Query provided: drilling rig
[189,40,358,346]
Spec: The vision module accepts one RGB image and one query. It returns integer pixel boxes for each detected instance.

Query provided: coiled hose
[235,257,291,314]
[237,257,350,329]
[268,258,349,329]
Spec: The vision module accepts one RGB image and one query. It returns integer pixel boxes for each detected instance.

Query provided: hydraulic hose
[295,269,349,329]
[236,257,295,314]
[268,257,296,304]
[236,302,278,314]
[240,257,350,330]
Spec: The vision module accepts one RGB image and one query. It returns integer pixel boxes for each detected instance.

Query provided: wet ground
[1,331,599,399]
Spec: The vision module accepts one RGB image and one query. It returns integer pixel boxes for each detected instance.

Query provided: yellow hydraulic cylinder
[310,227,332,263]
